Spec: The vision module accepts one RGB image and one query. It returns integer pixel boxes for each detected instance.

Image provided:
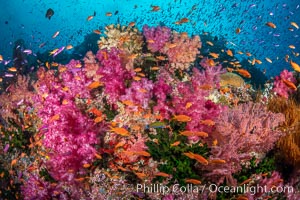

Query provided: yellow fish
[49,48,59,56]
[291,22,299,29]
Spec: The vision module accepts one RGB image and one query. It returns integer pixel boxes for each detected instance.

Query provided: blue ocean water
[0,0,299,77]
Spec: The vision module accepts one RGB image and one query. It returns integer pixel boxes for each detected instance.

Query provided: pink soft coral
[143,25,171,52]
[120,78,154,109]
[160,32,201,70]
[171,67,226,142]
[96,48,133,105]
[34,63,100,182]
[272,69,297,99]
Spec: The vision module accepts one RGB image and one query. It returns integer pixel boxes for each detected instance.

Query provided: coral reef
[1,24,300,200]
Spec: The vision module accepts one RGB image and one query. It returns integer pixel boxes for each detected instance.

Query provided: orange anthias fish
[236,195,249,200]
[226,49,233,57]
[110,127,130,136]
[155,172,170,177]
[185,179,202,184]
[209,159,226,164]
[50,114,60,122]
[173,115,191,122]
[125,151,151,157]
[128,22,136,27]
[151,5,160,12]
[105,12,112,16]
[235,69,251,78]
[94,153,102,159]
[170,141,181,147]
[134,67,142,72]
[282,79,297,90]
[183,152,208,165]
[206,59,215,67]
[209,52,219,58]
[11,159,18,167]
[89,107,102,117]
[66,44,73,50]
[87,81,103,89]
[93,30,101,34]
[83,163,91,168]
[289,45,296,49]
[8,67,17,72]
[185,102,193,109]
[200,119,215,126]
[235,28,241,34]
[87,15,94,21]
[290,60,300,72]
[175,18,189,25]
[180,131,195,136]
[194,131,209,137]
[266,22,276,28]
[122,100,135,106]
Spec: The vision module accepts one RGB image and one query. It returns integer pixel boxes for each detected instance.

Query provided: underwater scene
[1,0,300,199]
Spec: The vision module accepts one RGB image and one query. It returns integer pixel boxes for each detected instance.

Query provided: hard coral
[98,24,143,54]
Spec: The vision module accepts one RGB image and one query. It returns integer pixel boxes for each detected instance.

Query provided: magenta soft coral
[120,78,154,109]
[153,76,174,119]
[171,67,226,142]
[96,48,133,105]
[143,25,171,52]
[272,69,297,99]
[34,63,99,182]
